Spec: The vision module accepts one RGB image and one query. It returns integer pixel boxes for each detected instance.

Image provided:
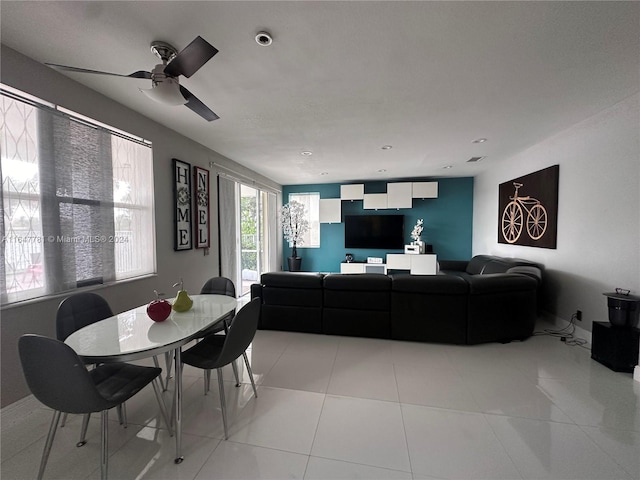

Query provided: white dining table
[64,294,238,464]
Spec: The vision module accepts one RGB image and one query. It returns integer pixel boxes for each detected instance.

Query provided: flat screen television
[344,214,404,249]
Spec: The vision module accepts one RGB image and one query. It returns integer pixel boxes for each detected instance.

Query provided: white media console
[340,253,438,275]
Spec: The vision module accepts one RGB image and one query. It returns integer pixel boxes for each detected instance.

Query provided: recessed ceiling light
[472,138,488,143]
[300,151,313,156]
[255,31,273,46]
[442,165,453,169]
[378,169,387,173]
[381,145,393,150]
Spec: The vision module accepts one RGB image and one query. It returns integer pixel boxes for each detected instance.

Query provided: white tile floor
[2,326,640,480]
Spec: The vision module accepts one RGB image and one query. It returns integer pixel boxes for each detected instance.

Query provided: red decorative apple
[147,290,172,322]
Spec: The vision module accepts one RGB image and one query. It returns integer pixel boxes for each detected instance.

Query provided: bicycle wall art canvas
[498,165,559,248]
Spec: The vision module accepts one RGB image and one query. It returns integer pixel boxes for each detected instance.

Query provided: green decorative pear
[172,277,193,312]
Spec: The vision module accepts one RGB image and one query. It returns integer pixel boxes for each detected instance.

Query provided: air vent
[467,156,486,163]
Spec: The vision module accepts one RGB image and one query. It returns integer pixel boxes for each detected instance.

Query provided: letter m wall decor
[194,166,210,249]
[498,164,559,249]
[173,158,192,251]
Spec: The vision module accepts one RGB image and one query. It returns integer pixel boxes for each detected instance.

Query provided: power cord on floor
[533,313,588,349]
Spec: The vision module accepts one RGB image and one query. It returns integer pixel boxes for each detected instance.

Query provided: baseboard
[634,366,640,383]
[539,311,592,347]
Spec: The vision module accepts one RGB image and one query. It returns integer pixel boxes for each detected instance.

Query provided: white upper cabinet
[363,193,387,210]
[319,198,341,223]
[340,184,364,200]
[387,182,413,209]
[412,181,438,198]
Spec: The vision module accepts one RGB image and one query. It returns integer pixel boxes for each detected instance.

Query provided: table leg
[173,347,184,464]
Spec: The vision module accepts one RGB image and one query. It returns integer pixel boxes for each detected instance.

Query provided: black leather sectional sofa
[250,255,542,345]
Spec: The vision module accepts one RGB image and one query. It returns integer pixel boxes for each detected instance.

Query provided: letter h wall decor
[173,159,210,251]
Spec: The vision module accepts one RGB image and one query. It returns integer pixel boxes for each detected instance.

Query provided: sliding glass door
[219,175,277,296]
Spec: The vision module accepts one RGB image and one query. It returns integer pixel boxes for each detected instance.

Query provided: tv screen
[344,215,404,249]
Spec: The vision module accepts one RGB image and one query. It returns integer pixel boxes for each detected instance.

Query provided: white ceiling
[1,1,638,186]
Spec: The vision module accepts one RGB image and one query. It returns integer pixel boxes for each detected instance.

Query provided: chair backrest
[18,334,110,414]
[215,298,260,368]
[200,277,236,297]
[56,292,114,341]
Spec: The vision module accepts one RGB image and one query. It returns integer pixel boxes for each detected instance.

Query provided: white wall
[473,94,640,346]
[0,46,281,407]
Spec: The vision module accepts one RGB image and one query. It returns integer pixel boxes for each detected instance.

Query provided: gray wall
[472,94,640,354]
[0,45,281,407]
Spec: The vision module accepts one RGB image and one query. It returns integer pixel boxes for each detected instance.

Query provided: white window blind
[0,86,155,304]
[288,192,320,248]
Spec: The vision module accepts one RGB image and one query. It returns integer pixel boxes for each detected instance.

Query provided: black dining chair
[199,277,243,389]
[181,297,260,440]
[56,292,167,445]
[19,334,173,480]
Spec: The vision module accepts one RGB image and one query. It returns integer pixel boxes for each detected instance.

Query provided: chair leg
[100,410,108,480]
[222,318,241,387]
[77,413,91,447]
[217,368,229,440]
[37,410,61,480]
[204,369,212,395]
[116,403,127,428]
[151,378,174,436]
[242,352,258,399]
[152,355,166,391]
[60,412,68,428]
[231,359,241,387]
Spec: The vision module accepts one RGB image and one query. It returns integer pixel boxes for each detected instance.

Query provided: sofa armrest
[507,266,542,286]
[250,283,262,300]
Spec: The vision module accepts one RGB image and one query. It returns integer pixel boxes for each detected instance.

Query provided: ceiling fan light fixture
[140,77,186,106]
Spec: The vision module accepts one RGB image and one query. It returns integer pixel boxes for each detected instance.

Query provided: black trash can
[603,289,640,328]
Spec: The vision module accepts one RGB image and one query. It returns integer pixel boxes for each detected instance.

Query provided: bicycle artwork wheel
[526,204,547,240]
[501,201,523,243]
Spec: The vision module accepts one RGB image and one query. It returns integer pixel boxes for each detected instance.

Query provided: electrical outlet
[576,310,582,321]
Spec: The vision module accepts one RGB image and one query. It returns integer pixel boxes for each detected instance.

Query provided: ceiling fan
[46,36,219,121]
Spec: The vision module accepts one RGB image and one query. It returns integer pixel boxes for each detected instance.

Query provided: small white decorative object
[404,245,420,255]
[367,257,383,264]
[410,218,424,243]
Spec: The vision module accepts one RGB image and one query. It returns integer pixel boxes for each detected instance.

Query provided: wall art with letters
[193,166,210,249]
[173,158,192,251]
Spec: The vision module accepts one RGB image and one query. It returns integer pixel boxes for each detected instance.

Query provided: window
[288,192,320,248]
[1,86,155,304]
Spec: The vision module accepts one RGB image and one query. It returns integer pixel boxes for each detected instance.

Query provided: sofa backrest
[323,273,391,311]
[465,255,500,274]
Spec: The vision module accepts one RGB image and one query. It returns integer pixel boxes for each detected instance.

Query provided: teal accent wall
[282,177,473,272]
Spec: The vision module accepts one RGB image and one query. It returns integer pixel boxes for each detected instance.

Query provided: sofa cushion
[322,274,391,338]
[390,274,468,344]
[323,273,391,292]
[323,274,391,311]
[391,274,469,294]
[260,272,324,289]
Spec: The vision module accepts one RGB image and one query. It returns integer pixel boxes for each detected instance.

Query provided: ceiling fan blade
[179,85,219,122]
[45,63,152,79]
[164,36,218,79]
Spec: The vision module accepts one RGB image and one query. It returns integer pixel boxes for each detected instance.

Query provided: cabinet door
[412,182,438,198]
[386,254,411,269]
[319,198,341,223]
[340,184,364,200]
[410,254,438,275]
[341,263,364,274]
[363,193,387,210]
[387,182,412,209]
